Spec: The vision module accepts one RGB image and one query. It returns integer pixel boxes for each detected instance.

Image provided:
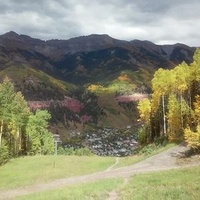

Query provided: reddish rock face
[28,96,83,112]
[27,97,92,123]
[115,93,149,103]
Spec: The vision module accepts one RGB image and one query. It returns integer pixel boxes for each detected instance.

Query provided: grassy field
[0,143,175,191]
[118,165,200,200]
[17,178,123,200]
[16,166,200,200]
[0,155,115,190]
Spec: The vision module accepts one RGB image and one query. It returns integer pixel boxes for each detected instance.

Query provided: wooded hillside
[138,49,200,150]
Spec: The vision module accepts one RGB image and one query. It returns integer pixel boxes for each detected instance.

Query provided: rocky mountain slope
[0,31,196,132]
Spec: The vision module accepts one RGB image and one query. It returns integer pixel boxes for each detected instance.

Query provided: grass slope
[0,144,175,191]
[17,179,123,200]
[87,69,153,94]
[118,166,200,200]
[18,166,200,200]
[97,93,136,128]
[0,155,115,190]
[0,64,75,99]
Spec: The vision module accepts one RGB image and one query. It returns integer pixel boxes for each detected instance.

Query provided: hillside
[0,64,73,100]
[0,31,197,132]
[0,145,199,199]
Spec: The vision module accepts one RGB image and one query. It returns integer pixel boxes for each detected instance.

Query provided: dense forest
[0,78,54,165]
[138,49,200,151]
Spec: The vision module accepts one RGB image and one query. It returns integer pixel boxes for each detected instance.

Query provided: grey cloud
[0,0,200,46]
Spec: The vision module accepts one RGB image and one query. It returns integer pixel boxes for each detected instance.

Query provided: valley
[0,31,197,147]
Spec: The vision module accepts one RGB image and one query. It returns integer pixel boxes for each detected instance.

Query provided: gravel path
[1,145,199,200]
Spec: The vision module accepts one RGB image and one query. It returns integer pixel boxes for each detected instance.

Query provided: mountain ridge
[0,31,194,57]
[0,30,196,89]
[0,31,197,131]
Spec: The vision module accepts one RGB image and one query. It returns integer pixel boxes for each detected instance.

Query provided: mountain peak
[2,31,19,39]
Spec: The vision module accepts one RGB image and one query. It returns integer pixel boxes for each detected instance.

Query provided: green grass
[16,166,200,200]
[0,144,177,191]
[118,166,200,200]
[17,178,123,200]
[0,155,115,190]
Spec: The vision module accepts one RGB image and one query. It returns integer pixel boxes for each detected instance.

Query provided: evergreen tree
[0,77,16,146]
[0,77,54,160]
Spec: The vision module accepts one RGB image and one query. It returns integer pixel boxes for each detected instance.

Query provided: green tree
[0,77,54,161]
[26,110,54,155]
[9,92,30,155]
[0,77,16,146]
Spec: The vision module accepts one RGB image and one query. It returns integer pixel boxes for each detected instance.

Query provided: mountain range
[0,31,197,134]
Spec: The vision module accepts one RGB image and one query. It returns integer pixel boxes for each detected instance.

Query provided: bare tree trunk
[0,133,2,146]
[0,120,3,146]
[180,92,184,129]
[18,126,22,153]
[15,126,21,156]
[162,94,167,136]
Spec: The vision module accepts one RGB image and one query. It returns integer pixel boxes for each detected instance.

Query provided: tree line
[138,49,200,151]
[0,77,54,164]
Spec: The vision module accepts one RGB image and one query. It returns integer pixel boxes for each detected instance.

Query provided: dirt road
[1,145,199,199]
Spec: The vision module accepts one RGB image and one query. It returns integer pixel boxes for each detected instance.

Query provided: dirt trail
[1,145,200,200]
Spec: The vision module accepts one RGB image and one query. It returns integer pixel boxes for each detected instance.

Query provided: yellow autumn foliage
[118,74,130,81]
[184,126,200,149]
[87,84,104,91]
[137,98,151,124]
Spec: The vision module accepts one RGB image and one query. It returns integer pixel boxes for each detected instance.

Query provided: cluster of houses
[84,128,138,156]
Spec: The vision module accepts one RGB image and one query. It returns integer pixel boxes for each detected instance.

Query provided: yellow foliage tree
[137,98,151,142]
[167,94,182,141]
[184,126,200,150]
[137,98,151,124]
[184,95,200,150]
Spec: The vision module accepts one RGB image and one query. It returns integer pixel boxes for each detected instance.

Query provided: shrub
[58,147,74,155]
[74,147,93,156]
[137,127,147,144]
[136,143,161,155]
[154,135,168,146]
[58,147,93,156]
[184,126,200,152]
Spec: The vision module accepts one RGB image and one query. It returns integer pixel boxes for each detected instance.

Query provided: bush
[58,147,74,155]
[58,147,93,156]
[137,127,147,144]
[184,126,200,152]
[154,135,168,146]
[137,143,161,155]
[74,147,93,156]
[0,145,10,165]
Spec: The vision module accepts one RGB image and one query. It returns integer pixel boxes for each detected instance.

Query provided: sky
[0,0,200,46]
